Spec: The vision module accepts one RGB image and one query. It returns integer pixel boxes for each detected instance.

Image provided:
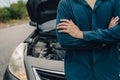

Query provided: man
[56,0,120,80]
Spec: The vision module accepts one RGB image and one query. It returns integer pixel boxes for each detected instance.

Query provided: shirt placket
[91,12,97,30]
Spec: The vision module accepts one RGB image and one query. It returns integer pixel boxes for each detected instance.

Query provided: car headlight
[8,43,27,80]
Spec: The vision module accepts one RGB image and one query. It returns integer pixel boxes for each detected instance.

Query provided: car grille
[33,67,66,80]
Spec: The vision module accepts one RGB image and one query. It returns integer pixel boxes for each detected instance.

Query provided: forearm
[82,25,120,43]
[56,29,87,48]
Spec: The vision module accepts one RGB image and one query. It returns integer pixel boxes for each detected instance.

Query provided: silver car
[4,0,66,80]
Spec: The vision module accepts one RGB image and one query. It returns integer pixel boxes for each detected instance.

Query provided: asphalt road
[0,23,35,80]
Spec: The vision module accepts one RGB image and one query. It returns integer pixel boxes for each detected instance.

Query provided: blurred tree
[9,1,28,19]
[17,0,28,19]
[0,7,11,22]
[0,0,28,22]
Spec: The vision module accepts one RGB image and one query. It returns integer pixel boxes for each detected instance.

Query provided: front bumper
[24,56,65,80]
[4,56,65,80]
[4,67,19,80]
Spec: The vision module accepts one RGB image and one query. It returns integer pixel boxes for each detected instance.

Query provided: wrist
[78,31,83,39]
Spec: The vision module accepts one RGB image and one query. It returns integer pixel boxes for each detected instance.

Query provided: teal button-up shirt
[56,0,120,80]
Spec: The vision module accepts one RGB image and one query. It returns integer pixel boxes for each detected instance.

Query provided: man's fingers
[57,22,69,27]
[112,19,119,26]
[109,21,119,28]
[109,16,119,27]
[70,19,75,25]
[57,26,68,30]
[60,19,75,25]
[111,17,114,20]
[60,19,70,23]
[58,30,68,33]
[114,16,119,21]
[112,16,119,23]
[114,22,119,26]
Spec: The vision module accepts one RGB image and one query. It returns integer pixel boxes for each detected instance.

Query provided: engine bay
[27,35,65,61]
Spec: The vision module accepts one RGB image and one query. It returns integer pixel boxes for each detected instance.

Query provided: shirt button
[102,43,106,47]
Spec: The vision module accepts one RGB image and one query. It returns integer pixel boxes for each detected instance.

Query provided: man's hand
[108,16,119,28]
[57,17,119,39]
[57,19,83,39]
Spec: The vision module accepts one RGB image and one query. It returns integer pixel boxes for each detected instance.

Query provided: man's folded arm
[83,1,120,43]
[83,26,120,43]
[56,0,88,48]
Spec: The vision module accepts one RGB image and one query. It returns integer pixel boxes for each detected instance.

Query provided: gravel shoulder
[0,19,29,29]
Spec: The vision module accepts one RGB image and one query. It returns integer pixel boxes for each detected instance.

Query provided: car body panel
[4,0,68,80]
[4,67,19,80]
[24,56,64,80]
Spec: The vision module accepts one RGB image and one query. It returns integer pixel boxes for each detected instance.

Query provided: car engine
[27,36,65,61]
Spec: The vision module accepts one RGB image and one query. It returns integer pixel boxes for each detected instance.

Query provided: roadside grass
[0,19,29,29]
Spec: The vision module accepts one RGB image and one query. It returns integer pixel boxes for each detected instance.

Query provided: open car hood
[30,19,56,32]
[26,0,60,25]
